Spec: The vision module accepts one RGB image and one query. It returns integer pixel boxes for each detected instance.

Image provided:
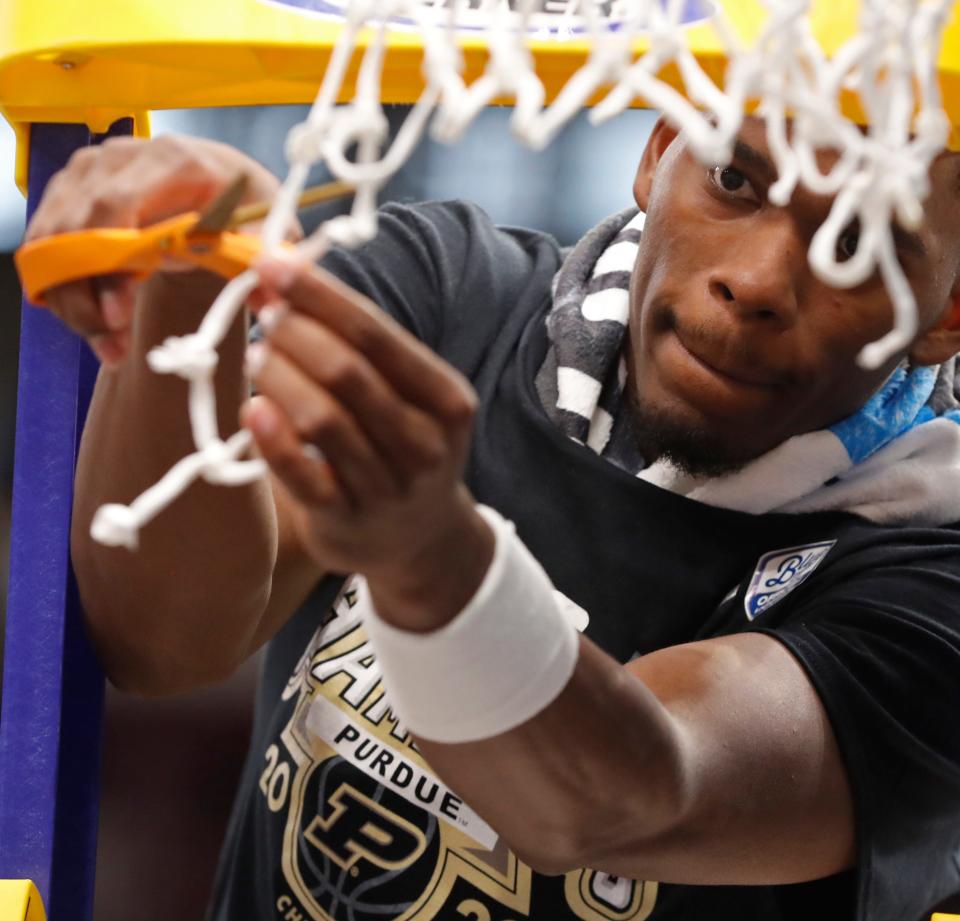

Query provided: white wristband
[359,505,581,744]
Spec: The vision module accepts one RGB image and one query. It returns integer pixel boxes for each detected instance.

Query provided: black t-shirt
[208,202,960,921]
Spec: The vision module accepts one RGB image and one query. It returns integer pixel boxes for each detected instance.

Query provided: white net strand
[92,267,269,547]
[445,0,548,143]
[91,0,956,549]
[587,0,745,166]
[91,430,265,550]
[805,0,953,367]
[753,2,834,205]
[519,1,635,150]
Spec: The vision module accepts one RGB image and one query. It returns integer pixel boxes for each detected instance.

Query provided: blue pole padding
[0,118,133,921]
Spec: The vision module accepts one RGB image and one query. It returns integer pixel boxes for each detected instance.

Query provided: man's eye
[837,224,859,261]
[709,166,757,201]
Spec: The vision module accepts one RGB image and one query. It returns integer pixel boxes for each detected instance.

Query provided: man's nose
[706,223,802,327]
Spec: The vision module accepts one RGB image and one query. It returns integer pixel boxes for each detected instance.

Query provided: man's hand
[245,254,495,629]
[23,134,280,365]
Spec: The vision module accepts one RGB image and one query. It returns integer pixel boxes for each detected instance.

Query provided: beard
[627,393,762,478]
[622,304,770,478]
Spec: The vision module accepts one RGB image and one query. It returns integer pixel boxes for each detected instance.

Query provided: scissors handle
[15,214,278,306]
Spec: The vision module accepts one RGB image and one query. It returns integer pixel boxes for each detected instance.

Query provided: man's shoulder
[365,199,563,353]
[333,196,564,303]
[377,198,563,266]
[823,514,960,568]
[315,199,560,353]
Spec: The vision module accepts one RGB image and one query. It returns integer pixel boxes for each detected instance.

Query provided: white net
[91,0,956,549]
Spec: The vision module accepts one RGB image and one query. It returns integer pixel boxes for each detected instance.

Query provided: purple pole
[0,118,133,920]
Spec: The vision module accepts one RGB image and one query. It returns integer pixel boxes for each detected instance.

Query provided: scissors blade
[189,173,251,236]
[224,179,354,231]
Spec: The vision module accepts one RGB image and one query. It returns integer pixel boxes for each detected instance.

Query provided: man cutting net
[23,115,960,920]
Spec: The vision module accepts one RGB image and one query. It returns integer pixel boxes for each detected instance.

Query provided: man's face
[627,118,960,475]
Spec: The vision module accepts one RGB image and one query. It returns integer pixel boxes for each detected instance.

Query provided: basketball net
[91,0,957,549]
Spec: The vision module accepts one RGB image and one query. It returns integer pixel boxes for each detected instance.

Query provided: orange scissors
[15,175,352,307]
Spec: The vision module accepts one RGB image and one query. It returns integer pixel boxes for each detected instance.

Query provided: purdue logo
[305,783,427,874]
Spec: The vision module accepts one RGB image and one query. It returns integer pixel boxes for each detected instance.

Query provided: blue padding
[0,118,133,921]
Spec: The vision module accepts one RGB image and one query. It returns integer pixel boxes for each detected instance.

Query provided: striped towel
[536,209,645,473]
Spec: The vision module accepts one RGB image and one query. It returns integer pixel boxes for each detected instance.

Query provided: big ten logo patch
[744,541,837,621]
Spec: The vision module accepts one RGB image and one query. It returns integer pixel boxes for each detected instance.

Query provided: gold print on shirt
[260,744,293,813]
[267,577,658,921]
[563,870,658,921]
[304,782,428,873]
[456,897,520,921]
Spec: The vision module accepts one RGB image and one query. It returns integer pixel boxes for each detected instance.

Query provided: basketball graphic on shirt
[293,758,441,920]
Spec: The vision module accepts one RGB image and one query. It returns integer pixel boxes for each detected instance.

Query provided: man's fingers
[247,343,401,506]
[42,276,136,365]
[254,254,477,430]
[262,309,448,480]
[45,280,123,365]
[242,396,346,511]
[94,274,138,332]
[44,280,103,333]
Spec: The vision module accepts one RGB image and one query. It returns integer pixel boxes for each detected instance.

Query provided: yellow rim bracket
[6,109,150,198]
[0,881,47,921]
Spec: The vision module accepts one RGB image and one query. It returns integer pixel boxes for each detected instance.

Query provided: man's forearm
[72,271,278,695]
[365,506,687,874]
[415,639,689,877]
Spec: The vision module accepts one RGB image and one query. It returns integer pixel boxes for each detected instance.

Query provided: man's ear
[909,288,960,366]
[633,117,680,212]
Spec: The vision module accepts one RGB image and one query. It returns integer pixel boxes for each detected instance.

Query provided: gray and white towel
[536,209,646,472]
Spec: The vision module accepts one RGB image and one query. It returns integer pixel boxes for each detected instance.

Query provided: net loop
[435,3,546,142]
[422,11,467,112]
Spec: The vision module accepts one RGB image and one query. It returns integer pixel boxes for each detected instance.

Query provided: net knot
[147,334,219,381]
[325,212,378,248]
[197,439,239,481]
[286,121,329,166]
[90,503,140,551]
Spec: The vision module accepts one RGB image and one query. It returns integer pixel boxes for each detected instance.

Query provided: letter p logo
[304,783,427,873]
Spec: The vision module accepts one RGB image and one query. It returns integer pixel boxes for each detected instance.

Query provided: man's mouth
[672,325,784,391]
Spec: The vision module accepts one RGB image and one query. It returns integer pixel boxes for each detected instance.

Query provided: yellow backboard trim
[0,881,47,921]
[1,0,958,193]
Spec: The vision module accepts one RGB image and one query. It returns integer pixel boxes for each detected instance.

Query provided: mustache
[663,309,798,389]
